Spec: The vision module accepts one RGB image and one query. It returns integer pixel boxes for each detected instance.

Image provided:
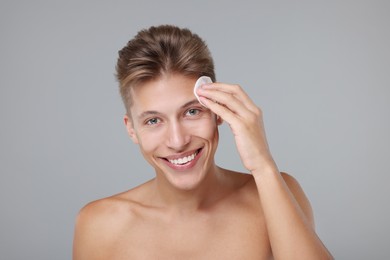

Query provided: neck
[152,165,227,213]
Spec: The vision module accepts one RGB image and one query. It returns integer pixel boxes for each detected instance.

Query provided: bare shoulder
[220,168,260,207]
[232,170,315,227]
[75,194,135,230]
[75,181,155,226]
[281,172,315,227]
[73,180,154,259]
[76,181,152,223]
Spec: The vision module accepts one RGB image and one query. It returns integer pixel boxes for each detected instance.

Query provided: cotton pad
[194,76,213,107]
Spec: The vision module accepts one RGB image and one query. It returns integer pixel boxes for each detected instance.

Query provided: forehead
[130,74,198,114]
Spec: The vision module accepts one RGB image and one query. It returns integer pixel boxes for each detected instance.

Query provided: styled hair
[116,25,216,113]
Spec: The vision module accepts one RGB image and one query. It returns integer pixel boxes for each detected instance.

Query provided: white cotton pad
[194,76,213,107]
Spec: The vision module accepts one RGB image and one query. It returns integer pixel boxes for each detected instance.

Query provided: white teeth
[169,151,198,165]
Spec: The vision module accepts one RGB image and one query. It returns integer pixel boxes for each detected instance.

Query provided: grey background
[1,0,389,259]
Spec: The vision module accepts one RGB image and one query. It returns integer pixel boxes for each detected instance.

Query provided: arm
[197,83,333,259]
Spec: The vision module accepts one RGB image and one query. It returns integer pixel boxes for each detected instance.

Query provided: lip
[159,148,203,171]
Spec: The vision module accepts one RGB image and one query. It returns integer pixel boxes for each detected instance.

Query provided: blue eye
[186,108,200,116]
[146,118,160,125]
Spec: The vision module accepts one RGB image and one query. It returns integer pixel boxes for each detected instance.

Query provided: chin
[160,166,206,191]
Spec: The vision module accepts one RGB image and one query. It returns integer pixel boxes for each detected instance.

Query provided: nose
[165,121,190,151]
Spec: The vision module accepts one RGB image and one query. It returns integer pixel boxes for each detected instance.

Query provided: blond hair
[116,25,216,113]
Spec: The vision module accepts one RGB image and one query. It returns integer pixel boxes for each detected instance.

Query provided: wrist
[250,161,279,180]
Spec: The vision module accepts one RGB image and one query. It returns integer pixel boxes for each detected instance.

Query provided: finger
[198,96,241,127]
[197,88,254,120]
[201,83,258,113]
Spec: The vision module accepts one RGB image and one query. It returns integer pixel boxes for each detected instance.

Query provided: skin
[73,73,333,259]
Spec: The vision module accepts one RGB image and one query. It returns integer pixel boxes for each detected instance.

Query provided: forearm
[252,166,333,260]
[196,82,333,258]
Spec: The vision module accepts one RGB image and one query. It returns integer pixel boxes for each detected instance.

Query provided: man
[73,25,333,259]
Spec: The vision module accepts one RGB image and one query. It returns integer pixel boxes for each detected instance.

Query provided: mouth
[167,149,201,165]
[159,148,203,170]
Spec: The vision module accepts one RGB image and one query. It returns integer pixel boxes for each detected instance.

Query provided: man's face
[125,73,221,190]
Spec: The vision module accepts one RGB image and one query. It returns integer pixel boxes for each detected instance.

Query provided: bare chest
[108,211,272,260]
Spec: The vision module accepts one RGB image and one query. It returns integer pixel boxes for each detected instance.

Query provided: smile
[160,148,203,170]
[168,150,199,165]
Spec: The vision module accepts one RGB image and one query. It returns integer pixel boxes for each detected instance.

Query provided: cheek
[136,129,164,153]
[187,119,218,140]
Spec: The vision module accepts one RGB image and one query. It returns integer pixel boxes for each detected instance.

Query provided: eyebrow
[137,110,161,121]
[181,99,201,109]
[137,99,201,121]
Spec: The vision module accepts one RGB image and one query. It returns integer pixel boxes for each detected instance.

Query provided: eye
[186,108,200,116]
[146,118,160,125]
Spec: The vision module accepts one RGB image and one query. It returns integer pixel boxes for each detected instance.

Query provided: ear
[124,115,139,144]
[216,115,224,126]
